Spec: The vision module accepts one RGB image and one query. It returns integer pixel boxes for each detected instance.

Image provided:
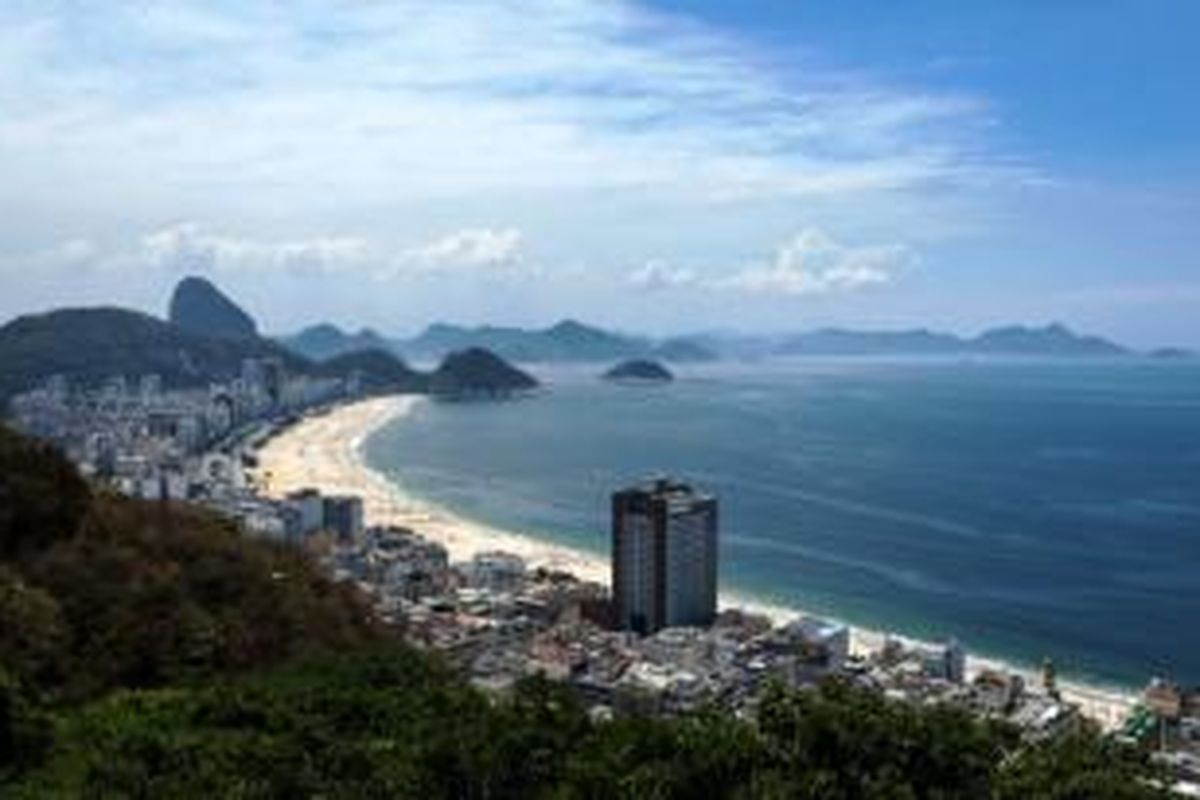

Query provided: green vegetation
[0,425,1169,797]
[0,424,379,785]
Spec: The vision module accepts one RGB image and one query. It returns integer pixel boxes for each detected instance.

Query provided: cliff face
[168,276,259,340]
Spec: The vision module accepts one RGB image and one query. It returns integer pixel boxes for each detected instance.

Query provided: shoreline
[253,394,1139,731]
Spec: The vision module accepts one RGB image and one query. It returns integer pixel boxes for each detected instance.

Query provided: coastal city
[5,2,1199,794]
[9,366,1200,792]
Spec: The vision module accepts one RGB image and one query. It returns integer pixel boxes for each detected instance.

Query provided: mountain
[168,275,259,340]
[541,319,645,361]
[603,359,673,382]
[0,304,535,408]
[281,323,396,361]
[428,347,539,398]
[312,348,427,394]
[770,324,1127,357]
[970,323,1126,356]
[0,307,305,404]
[401,320,647,363]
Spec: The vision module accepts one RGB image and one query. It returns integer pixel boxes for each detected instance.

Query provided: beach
[253,394,1139,731]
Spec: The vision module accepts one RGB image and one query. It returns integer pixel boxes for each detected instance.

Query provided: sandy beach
[253,394,1139,731]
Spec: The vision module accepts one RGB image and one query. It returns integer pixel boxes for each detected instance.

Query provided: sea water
[363,358,1200,688]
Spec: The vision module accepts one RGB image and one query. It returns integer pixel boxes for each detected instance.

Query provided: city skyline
[1,2,1198,347]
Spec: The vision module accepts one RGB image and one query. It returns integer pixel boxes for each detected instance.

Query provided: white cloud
[16,222,528,282]
[139,223,370,275]
[715,229,912,296]
[0,2,1019,215]
[0,1,1033,328]
[627,260,698,290]
[401,228,524,272]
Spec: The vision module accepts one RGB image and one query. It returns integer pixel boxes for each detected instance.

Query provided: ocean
[362,358,1200,689]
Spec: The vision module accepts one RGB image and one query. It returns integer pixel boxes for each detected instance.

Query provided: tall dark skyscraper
[611,478,718,635]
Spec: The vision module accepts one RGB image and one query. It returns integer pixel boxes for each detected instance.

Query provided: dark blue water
[363,359,1200,688]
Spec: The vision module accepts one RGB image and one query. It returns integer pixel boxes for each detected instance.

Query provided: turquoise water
[363,359,1200,688]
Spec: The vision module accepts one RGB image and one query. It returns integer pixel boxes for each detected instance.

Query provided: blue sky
[0,0,1196,346]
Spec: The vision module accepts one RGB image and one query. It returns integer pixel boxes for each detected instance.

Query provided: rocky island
[603,358,674,383]
[429,347,539,399]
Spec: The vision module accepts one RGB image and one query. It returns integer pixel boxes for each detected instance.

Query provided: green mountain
[0,307,305,404]
[168,275,259,340]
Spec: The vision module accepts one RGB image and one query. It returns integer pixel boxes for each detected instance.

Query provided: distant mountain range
[0,278,537,407]
[773,324,1128,357]
[281,320,719,365]
[283,319,1152,364]
[2,275,1185,409]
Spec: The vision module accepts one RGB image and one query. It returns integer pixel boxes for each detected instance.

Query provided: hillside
[0,307,306,404]
[168,275,259,340]
[0,424,380,699]
[428,347,539,398]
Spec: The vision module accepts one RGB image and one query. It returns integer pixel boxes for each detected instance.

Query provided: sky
[1,1,1197,346]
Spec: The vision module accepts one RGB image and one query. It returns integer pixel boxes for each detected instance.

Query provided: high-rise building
[285,488,324,535]
[612,478,718,635]
[322,494,364,542]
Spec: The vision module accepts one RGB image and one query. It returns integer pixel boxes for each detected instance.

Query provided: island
[428,347,539,399]
[603,358,674,383]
